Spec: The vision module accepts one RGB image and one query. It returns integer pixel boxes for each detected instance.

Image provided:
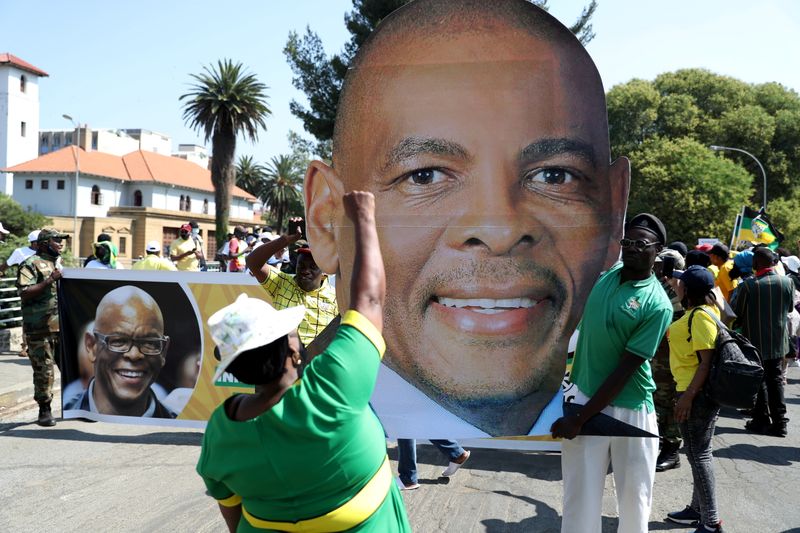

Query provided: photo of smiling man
[304,0,630,437]
[64,286,176,419]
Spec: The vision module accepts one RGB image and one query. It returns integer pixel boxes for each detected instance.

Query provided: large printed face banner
[59,2,654,447]
[301,2,630,439]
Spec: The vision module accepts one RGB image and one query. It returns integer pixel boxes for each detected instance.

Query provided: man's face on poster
[85,287,169,415]
[307,24,629,434]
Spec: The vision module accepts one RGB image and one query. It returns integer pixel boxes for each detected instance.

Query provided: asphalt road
[1,371,800,532]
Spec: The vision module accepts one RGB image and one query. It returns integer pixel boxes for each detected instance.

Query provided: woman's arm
[343,191,385,333]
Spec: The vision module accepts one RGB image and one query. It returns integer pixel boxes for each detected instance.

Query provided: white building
[0,53,47,195]
[4,146,257,261]
[40,127,174,157]
[173,144,209,168]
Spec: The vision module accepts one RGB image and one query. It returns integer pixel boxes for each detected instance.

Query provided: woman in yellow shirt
[666,266,724,533]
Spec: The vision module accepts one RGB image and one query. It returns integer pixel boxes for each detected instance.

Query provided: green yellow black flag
[732,207,783,250]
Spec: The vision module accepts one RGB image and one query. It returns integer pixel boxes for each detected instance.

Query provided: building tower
[0,53,48,195]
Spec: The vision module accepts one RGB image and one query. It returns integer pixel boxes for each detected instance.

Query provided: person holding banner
[197,191,410,532]
[551,213,673,533]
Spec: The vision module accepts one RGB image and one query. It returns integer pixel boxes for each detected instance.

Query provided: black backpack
[687,307,764,409]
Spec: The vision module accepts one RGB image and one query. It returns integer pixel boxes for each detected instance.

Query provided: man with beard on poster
[64,286,176,418]
[303,0,630,437]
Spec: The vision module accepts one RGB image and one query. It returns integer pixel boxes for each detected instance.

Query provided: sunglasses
[619,238,659,251]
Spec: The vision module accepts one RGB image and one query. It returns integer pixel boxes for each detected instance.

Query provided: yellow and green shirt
[196,311,410,533]
[260,266,338,347]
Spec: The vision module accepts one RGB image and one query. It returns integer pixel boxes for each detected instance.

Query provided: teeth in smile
[437,297,538,313]
[117,370,144,378]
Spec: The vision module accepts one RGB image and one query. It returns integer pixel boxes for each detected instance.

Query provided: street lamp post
[710,144,768,210]
[62,114,79,257]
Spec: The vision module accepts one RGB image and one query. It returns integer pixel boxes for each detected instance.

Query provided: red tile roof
[0,53,48,77]
[4,147,256,200]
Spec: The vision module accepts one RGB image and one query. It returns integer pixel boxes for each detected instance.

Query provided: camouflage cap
[37,227,69,241]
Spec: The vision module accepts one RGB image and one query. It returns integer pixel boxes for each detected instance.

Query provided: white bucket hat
[208,294,306,382]
[781,255,800,275]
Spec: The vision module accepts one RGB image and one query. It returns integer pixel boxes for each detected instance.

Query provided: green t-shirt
[570,263,673,412]
[196,310,410,533]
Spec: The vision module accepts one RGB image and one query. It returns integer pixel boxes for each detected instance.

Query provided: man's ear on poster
[304,160,345,275]
[605,155,632,269]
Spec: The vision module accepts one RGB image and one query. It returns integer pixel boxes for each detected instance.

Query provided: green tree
[262,155,303,233]
[284,0,598,153]
[180,59,270,243]
[235,155,267,197]
[627,137,753,244]
[0,193,50,267]
[766,193,800,253]
[608,69,800,228]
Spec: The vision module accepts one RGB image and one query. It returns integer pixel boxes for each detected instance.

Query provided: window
[92,132,98,151]
[57,180,65,190]
[20,75,26,93]
[65,133,72,145]
[91,185,101,205]
[41,179,49,190]
[21,122,26,137]
[119,237,127,255]
[25,179,33,189]
[133,190,142,207]
[185,195,191,211]
[202,198,209,214]
[179,195,185,211]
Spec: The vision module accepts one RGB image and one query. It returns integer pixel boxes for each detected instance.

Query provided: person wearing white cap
[197,191,410,532]
[0,230,41,277]
[0,221,9,239]
[132,241,177,271]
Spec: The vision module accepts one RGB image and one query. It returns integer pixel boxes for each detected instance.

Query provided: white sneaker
[787,359,800,368]
[440,450,470,477]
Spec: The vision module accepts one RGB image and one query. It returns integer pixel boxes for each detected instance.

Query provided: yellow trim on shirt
[217,493,242,507]
[242,455,391,532]
[341,309,386,358]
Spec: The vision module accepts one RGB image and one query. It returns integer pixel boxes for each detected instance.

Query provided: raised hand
[342,191,375,223]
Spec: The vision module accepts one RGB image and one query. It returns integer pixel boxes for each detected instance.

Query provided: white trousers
[561,385,659,533]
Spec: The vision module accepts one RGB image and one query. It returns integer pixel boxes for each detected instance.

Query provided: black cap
[680,265,715,295]
[189,220,199,229]
[753,246,776,266]
[667,241,688,257]
[625,213,667,245]
[685,249,711,268]
[709,243,729,259]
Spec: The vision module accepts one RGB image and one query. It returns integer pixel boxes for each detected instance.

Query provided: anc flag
[733,207,783,250]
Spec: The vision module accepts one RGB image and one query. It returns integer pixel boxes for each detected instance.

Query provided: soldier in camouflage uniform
[16,228,67,426]
[653,249,685,471]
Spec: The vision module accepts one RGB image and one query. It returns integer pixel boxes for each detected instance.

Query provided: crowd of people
[4,207,797,532]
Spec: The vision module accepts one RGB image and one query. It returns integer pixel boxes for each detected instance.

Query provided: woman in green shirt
[197,191,410,532]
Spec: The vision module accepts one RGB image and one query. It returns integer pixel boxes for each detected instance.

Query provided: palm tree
[235,154,267,197]
[262,155,302,233]
[180,59,270,243]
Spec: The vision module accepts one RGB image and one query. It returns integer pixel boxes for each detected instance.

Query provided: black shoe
[694,522,724,532]
[37,403,56,427]
[745,419,772,435]
[655,448,681,472]
[770,422,787,438]
[666,506,701,526]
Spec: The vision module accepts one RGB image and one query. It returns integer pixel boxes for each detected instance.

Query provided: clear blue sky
[3,0,799,163]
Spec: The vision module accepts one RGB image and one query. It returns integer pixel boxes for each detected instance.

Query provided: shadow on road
[0,427,203,446]
[0,357,32,367]
[715,443,800,466]
[408,444,562,481]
